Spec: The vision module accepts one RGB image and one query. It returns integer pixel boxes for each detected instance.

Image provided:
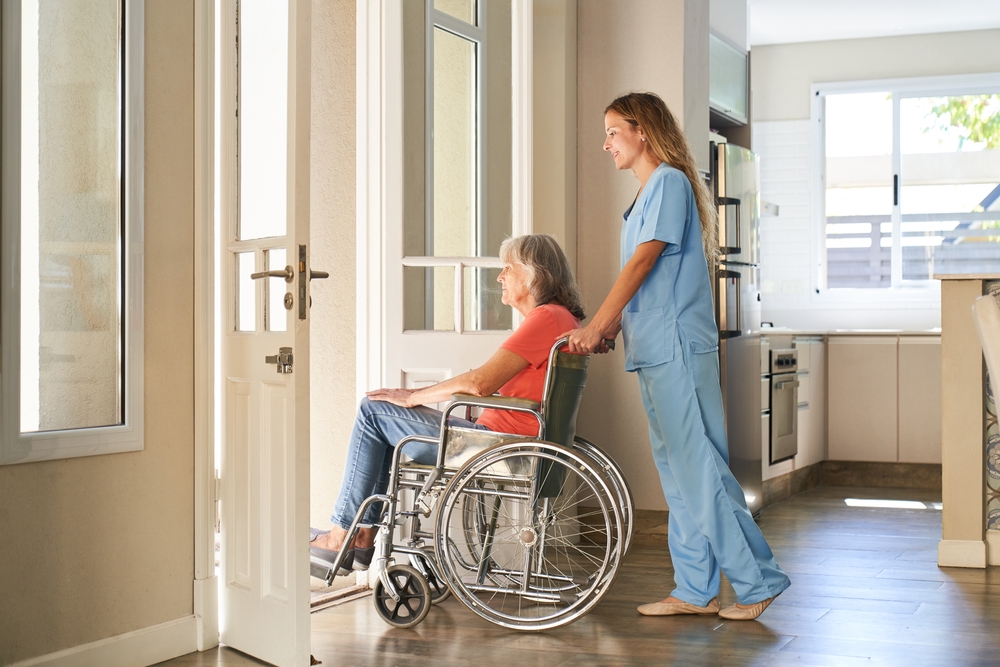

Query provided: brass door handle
[310,270,329,280]
[251,266,294,283]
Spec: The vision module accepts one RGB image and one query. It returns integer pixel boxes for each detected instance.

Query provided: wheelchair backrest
[536,339,589,497]
[540,340,589,448]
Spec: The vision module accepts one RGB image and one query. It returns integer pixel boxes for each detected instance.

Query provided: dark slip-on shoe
[352,546,375,571]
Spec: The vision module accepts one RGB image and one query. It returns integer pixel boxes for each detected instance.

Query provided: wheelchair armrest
[449,393,540,412]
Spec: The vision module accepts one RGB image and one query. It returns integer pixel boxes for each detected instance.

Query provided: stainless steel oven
[769,349,798,464]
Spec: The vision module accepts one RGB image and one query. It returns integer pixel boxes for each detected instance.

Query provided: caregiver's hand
[562,325,607,355]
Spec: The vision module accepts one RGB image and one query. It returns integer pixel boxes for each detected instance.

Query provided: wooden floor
[159,486,1000,667]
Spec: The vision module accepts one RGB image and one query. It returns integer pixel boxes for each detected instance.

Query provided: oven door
[770,371,799,464]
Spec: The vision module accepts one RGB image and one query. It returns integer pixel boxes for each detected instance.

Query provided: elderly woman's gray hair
[499,235,586,320]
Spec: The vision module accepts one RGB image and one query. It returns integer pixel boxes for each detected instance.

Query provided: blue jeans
[330,397,489,529]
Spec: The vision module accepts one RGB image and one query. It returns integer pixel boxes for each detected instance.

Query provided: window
[401,0,512,332]
[818,76,1000,290]
[1,0,143,464]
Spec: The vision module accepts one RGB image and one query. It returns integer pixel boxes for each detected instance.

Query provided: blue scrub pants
[636,344,790,607]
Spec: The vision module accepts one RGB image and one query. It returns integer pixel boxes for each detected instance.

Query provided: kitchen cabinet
[709,32,748,125]
[794,337,827,468]
[828,335,941,463]
[898,337,942,464]
[828,337,898,462]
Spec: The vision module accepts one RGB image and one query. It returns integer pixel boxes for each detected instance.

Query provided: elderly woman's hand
[366,387,417,408]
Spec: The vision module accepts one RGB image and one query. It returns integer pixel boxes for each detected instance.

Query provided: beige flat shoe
[718,595,776,620]
[637,597,720,616]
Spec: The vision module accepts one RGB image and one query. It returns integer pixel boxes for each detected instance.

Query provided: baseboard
[987,530,1000,566]
[821,461,942,490]
[762,463,822,508]
[938,539,987,568]
[9,615,198,667]
[194,577,219,651]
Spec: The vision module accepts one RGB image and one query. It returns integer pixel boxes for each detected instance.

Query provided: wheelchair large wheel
[434,440,624,631]
[572,436,635,557]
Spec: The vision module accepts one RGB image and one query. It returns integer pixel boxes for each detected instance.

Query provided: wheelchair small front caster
[373,564,432,628]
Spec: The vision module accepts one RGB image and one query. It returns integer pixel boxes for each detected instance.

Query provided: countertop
[759,328,941,337]
[933,273,1000,280]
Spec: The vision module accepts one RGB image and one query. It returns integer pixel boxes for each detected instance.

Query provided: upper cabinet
[709,32,749,126]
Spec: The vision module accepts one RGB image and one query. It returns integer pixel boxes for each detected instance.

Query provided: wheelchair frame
[312,338,634,631]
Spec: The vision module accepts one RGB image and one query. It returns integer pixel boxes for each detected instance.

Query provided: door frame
[356,0,535,394]
[193,0,218,651]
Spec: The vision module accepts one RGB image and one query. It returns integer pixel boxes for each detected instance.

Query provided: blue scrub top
[620,163,719,371]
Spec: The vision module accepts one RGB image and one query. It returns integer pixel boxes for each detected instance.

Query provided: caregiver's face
[604,111,646,171]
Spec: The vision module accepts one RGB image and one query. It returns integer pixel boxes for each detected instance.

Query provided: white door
[380,0,527,393]
[219,1,313,665]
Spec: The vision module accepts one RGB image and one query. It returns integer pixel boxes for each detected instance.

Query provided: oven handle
[774,379,800,390]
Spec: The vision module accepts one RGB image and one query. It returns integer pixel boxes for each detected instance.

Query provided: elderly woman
[310,234,586,573]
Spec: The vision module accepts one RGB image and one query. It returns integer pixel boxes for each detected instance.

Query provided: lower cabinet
[828,335,941,464]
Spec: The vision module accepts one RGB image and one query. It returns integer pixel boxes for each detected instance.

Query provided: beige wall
[309,0,357,529]
[0,2,195,663]
[752,29,1000,122]
[576,0,708,511]
[533,0,577,268]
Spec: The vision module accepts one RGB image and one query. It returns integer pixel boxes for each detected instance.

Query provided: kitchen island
[936,274,1000,568]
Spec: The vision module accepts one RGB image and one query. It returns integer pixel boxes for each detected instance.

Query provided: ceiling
[749,0,1000,46]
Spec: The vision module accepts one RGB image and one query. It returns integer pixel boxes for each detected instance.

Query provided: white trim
[510,0,532,239]
[357,0,392,394]
[811,72,1000,98]
[8,615,197,667]
[193,0,219,650]
[809,71,1000,304]
[987,530,1000,567]
[0,0,145,465]
[194,576,220,652]
[937,539,988,568]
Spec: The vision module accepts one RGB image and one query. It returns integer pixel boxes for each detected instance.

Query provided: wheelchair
[311,338,634,631]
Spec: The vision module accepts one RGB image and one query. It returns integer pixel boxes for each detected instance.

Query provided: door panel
[220,0,311,664]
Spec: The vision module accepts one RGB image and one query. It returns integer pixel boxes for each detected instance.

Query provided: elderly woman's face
[498,261,534,314]
[604,111,646,172]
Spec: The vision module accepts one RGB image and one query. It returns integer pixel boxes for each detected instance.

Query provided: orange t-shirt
[475,303,581,437]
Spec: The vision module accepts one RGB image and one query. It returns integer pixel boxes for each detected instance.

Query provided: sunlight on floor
[845,498,942,510]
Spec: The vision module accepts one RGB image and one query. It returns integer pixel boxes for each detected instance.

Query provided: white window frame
[357,0,532,394]
[810,72,1000,305]
[415,1,507,333]
[0,0,145,465]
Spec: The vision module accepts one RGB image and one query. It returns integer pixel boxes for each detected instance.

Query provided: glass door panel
[266,248,288,332]
[463,266,509,331]
[238,0,288,241]
[435,0,476,25]
[403,266,456,331]
[236,252,256,332]
[433,28,477,257]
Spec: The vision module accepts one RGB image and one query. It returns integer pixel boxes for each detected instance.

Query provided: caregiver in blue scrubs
[564,92,789,621]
